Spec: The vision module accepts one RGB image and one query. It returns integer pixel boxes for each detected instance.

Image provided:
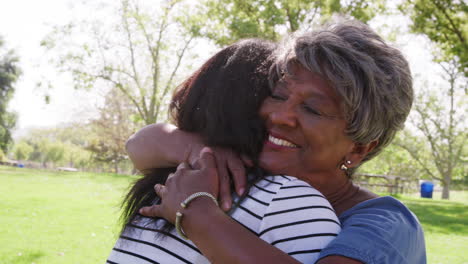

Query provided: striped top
[107,175,341,264]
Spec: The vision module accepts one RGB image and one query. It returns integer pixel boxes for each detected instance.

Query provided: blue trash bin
[420,182,434,198]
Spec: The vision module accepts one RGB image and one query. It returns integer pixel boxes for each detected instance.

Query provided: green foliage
[397,65,467,199]
[359,140,424,179]
[401,0,467,76]
[0,111,16,154]
[14,126,95,169]
[42,0,198,125]
[0,37,21,153]
[12,141,33,161]
[11,88,140,173]
[0,149,5,161]
[85,88,141,173]
[396,0,468,199]
[191,0,385,45]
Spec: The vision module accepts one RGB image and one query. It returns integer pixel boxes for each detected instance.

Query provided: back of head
[171,39,277,163]
[270,19,413,175]
[121,39,276,231]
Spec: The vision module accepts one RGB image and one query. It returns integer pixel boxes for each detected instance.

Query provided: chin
[258,156,288,176]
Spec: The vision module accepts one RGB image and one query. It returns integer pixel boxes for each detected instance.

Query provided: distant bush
[0,149,5,161]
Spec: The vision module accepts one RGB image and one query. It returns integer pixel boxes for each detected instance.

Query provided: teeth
[269,135,298,148]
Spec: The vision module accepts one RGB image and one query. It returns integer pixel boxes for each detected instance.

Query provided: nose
[269,103,297,127]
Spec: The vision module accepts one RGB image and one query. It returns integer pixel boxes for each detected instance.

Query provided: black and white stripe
[107,175,341,264]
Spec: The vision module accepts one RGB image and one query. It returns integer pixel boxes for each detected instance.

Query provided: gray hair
[269,19,413,175]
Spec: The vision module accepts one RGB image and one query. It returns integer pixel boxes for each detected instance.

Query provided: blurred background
[0,0,466,263]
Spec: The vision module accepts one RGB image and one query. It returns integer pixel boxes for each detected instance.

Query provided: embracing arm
[126,123,202,172]
[184,201,361,264]
[140,149,363,264]
[184,199,301,264]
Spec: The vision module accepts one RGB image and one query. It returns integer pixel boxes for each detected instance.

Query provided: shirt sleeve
[258,176,341,263]
[317,196,427,264]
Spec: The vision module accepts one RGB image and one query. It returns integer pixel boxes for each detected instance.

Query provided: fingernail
[200,147,212,154]
[139,208,144,214]
[237,188,245,196]
[223,202,230,211]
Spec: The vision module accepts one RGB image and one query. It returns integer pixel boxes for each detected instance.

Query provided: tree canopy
[402,0,467,76]
[194,0,385,45]
[0,37,21,153]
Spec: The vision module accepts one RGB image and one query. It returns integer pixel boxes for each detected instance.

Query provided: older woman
[129,20,426,263]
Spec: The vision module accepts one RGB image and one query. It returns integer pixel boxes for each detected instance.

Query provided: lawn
[1,165,467,263]
[0,166,136,264]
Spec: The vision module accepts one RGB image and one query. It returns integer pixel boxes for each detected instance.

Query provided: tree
[42,0,199,125]
[42,141,65,167]
[13,141,33,161]
[401,0,467,77]
[14,126,96,170]
[396,0,468,199]
[196,0,386,45]
[0,149,5,162]
[86,88,141,173]
[0,37,21,153]
[395,61,467,199]
[62,143,92,169]
[359,139,424,180]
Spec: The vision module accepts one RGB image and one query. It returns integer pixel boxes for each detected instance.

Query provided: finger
[227,156,247,196]
[199,148,228,208]
[217,159,232,212]
[139,205,162,218]
[154,184,167,198]
[199,147,217,170]
[240,154,254,167]
[165,173,175,184]
[177,161,191,171]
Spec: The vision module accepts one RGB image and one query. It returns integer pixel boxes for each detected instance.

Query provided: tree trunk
[442,176,451,199]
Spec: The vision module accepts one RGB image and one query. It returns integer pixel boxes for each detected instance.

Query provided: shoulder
[259,175,333,208]
[340,196,422,234]
[319,196,426,264]
[258,175,341,263]
[257,176,339,229]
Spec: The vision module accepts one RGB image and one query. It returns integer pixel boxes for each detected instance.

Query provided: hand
[186,145,252,212]
[139,148,220,223]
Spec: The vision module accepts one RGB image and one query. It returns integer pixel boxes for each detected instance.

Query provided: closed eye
[270,94,287,101]
[302,104,322,116]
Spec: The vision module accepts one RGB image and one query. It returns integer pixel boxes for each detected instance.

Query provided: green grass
[1,165,467,263]
[400,194,468,264]
[0,165,136,264]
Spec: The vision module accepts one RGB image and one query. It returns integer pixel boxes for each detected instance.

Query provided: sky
[0,0,109,137]
[0,0,444,139]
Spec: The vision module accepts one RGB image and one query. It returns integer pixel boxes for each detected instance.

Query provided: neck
[311,173,376,216]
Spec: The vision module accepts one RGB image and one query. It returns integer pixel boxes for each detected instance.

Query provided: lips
[267,134,299,148]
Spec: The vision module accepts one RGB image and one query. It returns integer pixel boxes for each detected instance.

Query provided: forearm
[183,199,300,264]
[126,123,201,171]
[186,204,361,264]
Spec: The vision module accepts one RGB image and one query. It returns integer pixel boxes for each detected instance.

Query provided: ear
[346,140,378,168]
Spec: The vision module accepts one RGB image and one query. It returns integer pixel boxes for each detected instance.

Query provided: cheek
[302,120,350,149]
[259,101,271,120]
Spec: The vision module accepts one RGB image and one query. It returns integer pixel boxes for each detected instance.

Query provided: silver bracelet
[175,192,219,240]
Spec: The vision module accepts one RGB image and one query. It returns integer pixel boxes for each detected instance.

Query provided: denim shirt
[318,196,427,264]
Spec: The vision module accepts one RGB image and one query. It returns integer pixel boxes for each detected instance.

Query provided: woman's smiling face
[258,64,356,185]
